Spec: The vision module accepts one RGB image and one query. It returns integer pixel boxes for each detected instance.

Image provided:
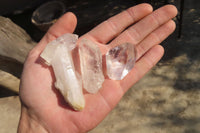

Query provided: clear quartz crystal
[106,43,136,80]
[40,33,78,65]
[79,39,104,93]
[40,33,85,111]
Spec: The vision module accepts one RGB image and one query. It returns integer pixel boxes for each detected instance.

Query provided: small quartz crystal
[40,33,85,111]
[79,39,104,93]
[106,43,136,80]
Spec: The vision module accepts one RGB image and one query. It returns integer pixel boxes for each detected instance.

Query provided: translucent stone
[40,33,78,65]
[106,43,136,80]
[79,39,104,93]
[40,33,85,111]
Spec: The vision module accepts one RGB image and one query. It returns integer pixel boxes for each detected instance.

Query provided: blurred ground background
[0,0,200,133]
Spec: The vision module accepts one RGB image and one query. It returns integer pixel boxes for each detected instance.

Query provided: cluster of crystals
[40,33,136,111]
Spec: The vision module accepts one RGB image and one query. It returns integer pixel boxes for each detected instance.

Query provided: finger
[34,12,77,53]
[109,5,177,47]
[136,20,176,60]
[120,45,164,92]
[85,3,153,44]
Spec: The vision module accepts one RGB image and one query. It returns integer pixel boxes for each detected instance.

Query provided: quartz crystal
[106,43,136,80]
[40,33,85,111]
[40,33,78,65]
[79,39,104,93]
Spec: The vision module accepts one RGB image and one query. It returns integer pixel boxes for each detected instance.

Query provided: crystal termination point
[106,43,136,80]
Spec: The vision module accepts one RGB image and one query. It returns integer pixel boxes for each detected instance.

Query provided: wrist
[18,106,48,133]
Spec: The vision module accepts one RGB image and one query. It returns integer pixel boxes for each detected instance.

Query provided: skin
[18,3,177,133]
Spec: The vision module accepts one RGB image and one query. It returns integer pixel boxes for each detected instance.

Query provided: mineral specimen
[79,39,104,93]
[40,33,135,111]
[106,43,136,80]
[40,33,85,111]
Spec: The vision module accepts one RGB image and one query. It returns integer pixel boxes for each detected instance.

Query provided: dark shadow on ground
[0,86,18,98]
[161,3,200,91]
[147,112,200,133]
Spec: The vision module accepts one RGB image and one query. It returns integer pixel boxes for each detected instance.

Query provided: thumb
[35,12,77,52]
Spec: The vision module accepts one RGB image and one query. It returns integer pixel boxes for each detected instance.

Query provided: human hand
[18,3,177,133]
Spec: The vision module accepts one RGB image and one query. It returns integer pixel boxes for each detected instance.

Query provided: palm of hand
[19,4,177,133]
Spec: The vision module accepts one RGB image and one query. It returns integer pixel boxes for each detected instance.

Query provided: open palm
[18,4,177,133]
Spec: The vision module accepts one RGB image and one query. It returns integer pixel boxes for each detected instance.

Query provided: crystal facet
[40,33,78,65]
[40,33,85,111]
[106,43,136,80]
[79,39,104,93]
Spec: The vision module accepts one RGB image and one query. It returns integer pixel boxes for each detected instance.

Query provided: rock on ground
[0,96,20,133]
[0,70,20,93]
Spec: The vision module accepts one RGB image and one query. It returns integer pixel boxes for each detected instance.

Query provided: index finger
[85,3,153,44]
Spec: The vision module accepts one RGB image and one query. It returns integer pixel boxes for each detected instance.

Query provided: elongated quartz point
[106,43,136,80]
[40,33,85,111]
[79,39,104,93]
